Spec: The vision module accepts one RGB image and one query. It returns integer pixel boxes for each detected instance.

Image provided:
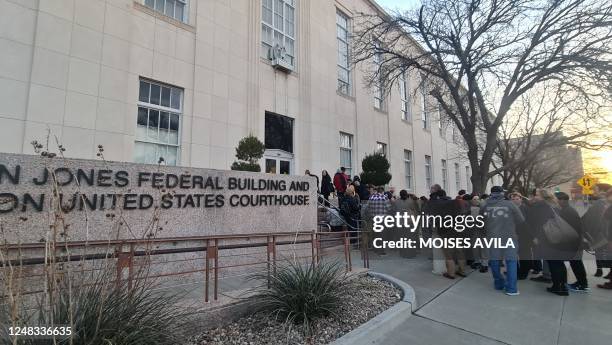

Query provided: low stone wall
[0,152,317,245]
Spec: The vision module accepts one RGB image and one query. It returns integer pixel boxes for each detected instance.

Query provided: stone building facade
[0,0,499,197]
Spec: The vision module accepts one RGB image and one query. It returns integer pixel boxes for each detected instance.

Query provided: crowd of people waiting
[306,167,612,296]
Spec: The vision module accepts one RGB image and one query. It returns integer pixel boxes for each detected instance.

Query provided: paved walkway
[367,252,611,345]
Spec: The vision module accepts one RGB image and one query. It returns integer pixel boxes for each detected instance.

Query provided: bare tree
[494,83,611,194]
[353,0,612,194]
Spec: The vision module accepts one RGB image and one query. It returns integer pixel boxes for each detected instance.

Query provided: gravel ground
[188,275,401,345]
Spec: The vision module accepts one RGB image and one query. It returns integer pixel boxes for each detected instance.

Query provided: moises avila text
[372,237,515,249]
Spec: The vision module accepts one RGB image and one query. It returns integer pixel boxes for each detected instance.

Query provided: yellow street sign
[577,174,596,189]
[582,186,594,195]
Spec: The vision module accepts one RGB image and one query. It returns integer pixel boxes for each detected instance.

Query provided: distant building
[506,133,583,197]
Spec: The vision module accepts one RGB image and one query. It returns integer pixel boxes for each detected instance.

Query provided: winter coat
[424,193,462,239]
[527,200,575,260]
[340,195,361,223]
[558,204,583,253]
[357,183,370,201]
[321,174,334,196]
[333,172,348,193]
[480,193,525,260]
[581,198,610,249]
[515,203,533,258]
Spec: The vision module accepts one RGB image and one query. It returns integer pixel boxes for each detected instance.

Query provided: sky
[374,0,418,11]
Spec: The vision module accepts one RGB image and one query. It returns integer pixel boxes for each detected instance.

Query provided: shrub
[230,161,261,172]
[0,269,190,345]
[250,260,348,332]
[231,135,265,172]
[360,153,392,186]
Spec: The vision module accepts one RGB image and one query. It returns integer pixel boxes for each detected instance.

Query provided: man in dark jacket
[424,188,465,279]
[556,192,589,292]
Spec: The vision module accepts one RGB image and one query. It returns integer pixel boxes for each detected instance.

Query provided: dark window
[280,160,290,174]
[265,112,293,153]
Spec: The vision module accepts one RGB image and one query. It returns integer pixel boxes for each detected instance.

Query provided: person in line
[528,189,551,283]
[392,190,420,258]
[511,192,534,280]
[555,192,589,292]
[469,195,488,273]
[384,187,397,201]
[353,176,370,202]
[528,189,572,296]
[305,169,320,194]
[366,186,391,255]
[582,185,611,278]
[480,186,525,296]
[425,187,466,279]
[340,185,361,242]
[333,167,349,199]
[597,189,612,290]
[320,170,334,206]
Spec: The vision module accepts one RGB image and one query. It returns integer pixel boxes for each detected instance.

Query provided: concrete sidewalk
[367,252,612,345]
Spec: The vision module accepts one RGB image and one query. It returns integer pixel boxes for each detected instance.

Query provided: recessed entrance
[264,112,294,175]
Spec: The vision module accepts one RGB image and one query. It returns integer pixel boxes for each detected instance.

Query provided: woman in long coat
[320,170,334,206]
[527,189,575,296]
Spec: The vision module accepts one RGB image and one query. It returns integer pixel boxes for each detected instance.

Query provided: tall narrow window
[420,84,429,129]
[136,79,182,165]
[340,132,353,176]
[144,0,186,22]
[452,125,460,143]
[262,0,295,67]
[337,10,351,95]
[376,142,387,156]
[455,162,461,192]
[441,159,448,190]
[373,41,384,110]
[425,155,432,189]
[404,150,413,190]
[465,166,471,192]
[399,72,410,121]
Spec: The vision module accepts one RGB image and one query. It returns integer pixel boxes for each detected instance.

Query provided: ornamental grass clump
[0,268,191,345]
[251,260,349,332]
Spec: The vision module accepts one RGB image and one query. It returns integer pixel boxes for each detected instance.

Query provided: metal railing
[1,230,369,302]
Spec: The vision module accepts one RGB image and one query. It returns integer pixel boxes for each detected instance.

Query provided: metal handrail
[317,197,365,231]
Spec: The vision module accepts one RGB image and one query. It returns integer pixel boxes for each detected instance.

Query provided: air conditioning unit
[269,44,293,73]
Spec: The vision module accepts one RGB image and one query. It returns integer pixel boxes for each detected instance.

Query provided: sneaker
[546,287,569,296]
[479,266,489,273]
[567,282,590,293]
[470,262,482,270]
[604,271,612,280]
[505,291,520,296]
[594,268,603,277]
[530,275,552,283]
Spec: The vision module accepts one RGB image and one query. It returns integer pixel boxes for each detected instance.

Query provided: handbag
[542,207,579,245]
